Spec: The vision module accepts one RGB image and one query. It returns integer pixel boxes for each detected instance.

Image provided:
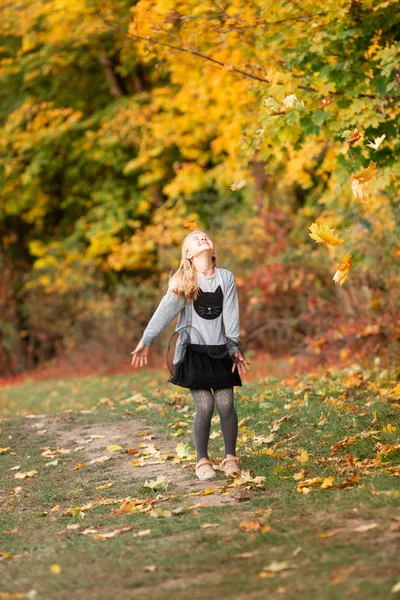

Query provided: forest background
[0,0,399,378]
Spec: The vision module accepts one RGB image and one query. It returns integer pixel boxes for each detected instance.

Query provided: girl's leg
[213,387,238,458]
[190,388,215,462]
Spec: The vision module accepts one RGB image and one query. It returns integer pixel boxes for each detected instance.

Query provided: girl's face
[185,232,214,260]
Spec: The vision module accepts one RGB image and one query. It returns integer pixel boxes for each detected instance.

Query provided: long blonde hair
[169,230,217,300]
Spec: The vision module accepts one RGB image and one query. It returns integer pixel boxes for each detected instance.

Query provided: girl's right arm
[131,289,186,368]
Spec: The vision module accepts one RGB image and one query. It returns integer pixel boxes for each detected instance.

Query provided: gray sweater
[140,267,240,364]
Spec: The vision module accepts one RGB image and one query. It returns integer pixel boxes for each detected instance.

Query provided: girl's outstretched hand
[232,351,250,377]
[131,341,149,368]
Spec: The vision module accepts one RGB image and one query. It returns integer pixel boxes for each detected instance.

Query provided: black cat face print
[194,285,223,320]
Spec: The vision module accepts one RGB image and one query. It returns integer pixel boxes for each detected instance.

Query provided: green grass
[1,366,400,599]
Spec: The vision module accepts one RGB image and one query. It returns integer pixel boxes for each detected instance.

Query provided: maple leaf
[318,97,335,109]
[366,134,385,150]
[350,161,378,201]
[266,69,282,85]
[332,252,352,286]
[230,178,246,191]
[342,128,361,146]
[309,223,344,247]
[283,94,297,108]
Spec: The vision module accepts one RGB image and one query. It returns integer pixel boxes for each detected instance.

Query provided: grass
[1,365,400,599]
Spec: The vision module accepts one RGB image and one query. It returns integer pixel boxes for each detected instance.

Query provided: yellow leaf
[50,564,62,574]
[14,470,37,479]
[383,424,397,434]
[309,223,344,247]
[106,445,123,453]
[239,519,262,532]
[350,161,378,201]
[321,476,335,489]
[333,252,352,286]
[295,449,309,464]
[0,447,11,454]
[95,483,113,490]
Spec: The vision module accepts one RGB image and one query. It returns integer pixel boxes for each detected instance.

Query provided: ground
[1,367,400,599]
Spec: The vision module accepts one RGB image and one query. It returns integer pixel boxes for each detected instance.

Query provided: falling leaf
[230,178,246,191]
[333,252,353,286]
[309,223,344,247]
[366,134,385,150]
[342,128,361,146]
[318,97,335,109]
[50,564,62,574]
[182,219,198,230]
[350,161,378,201]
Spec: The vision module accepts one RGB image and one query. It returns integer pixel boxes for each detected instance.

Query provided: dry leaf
[14,470,37,479]
[318,97,335,109]
[333,252,352,286]
[295,449,309,464]
[309,223,344,247]
[262,561,293,573]
[366,134,385,150]
[106,445,123,453]
[350,161,378,201]
[353,523,378,533]
[239,519,262,533]
[230,179,246,191]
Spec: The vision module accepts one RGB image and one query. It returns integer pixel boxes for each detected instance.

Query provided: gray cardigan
[140,268,240,364]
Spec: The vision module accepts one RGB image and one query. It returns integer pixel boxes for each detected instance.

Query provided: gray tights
[190,388,238,462]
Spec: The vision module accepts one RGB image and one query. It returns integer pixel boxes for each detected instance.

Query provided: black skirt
[168,343,242,390]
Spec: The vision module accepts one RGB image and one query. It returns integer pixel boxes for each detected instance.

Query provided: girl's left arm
[222,272,240,357]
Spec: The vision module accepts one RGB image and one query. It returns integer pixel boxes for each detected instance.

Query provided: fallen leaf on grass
[142,476,169,491]
[201,523,220,529]
[262,561,294,573]
[353,523,378,533]
[148,509,173,519]
[106,445,123,453]
[392,581,400,593]
[236,551,259,559]
[186,487,220,497]
[14,470,37,479]
[45,459,59,467]
[84,526,133,540]
[0,447,11,454]
[73,463,85,470]
[95,482,113,490]
[318,528,346,538]
[144,565,157,572]
[50,564,62,574]
[295,449,309,464]
[239,519,262,532]
[133,529,152,537]
[89,456,111,465]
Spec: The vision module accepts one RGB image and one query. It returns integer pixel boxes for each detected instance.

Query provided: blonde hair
[169,230,217,301]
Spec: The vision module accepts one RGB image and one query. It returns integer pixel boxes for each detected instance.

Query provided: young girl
[131,230,249,481]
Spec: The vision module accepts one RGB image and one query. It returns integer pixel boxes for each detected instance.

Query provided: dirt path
[38,413,246,507]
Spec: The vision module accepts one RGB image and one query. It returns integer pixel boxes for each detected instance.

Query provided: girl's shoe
[195,457,216,480]
[222,454,240,476]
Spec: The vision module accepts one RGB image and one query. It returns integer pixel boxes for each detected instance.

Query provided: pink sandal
[222,454,240,476]
[195,458,216,481]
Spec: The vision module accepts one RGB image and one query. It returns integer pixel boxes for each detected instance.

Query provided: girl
[131,230,249,481]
